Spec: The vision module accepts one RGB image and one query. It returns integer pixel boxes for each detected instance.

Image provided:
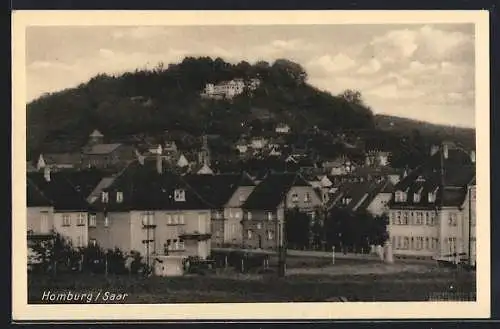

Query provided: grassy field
[28,256,476,303]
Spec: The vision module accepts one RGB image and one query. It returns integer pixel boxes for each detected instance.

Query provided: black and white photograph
[12,10,490,320]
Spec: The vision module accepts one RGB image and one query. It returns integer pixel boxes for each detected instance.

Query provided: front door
[40,212,49,233]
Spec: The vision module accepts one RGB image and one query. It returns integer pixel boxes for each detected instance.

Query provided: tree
[272,59,308,85]
[338,89,364,106]
[285,208,311,250]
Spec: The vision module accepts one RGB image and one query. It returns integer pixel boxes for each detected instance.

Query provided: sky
[26,24,475,128]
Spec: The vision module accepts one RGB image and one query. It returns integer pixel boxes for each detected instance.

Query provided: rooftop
[243,172,311,210]
[83,143,123,155]
[27,172,93,211]
[94,159,212,211]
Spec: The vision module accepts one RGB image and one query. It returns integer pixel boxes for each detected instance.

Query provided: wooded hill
[26,56,475,166]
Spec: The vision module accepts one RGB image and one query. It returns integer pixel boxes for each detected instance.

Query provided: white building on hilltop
[201,78,261,99]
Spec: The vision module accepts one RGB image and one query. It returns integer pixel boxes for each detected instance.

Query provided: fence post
[332,246,335,265]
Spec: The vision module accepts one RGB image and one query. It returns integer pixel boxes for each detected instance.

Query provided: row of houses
[27,143,476,263]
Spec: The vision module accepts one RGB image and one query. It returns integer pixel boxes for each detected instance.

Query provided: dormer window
[304,192,311,203]
[413,187,423,203]
[416,175,426,182]
[267,212,273,221]
[116,191,123,203]
[395,190,407,202]
[291,193,299,203]
[174,189,186,202]
[101,192,109,203]
[428,187,438,203]
[343,197,352,205]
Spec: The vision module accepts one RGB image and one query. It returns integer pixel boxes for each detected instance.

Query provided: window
[267,230,274,240]
[390,212,396,225]
[174,189,186,202]
[428,188,438,203]
[142,211,155,226]
[397,236,402,249]
[104,216,109,228]
[239,193,246,202]
[101,192,109,203]
[402,212,409,225]
[304,192,311,203]
[90,239,97,247]
[89,214,97,227]
[257,223,262,229]
[235,211,241,219]
[416,212,423,225]
[391,236,396,247]
[403,237,410,249]
[291,193,299,203]
[116,191,123,203]
[247,212,252,220]
[410,237,414,250]
[424,237,429,250]
[267,212,273,221]
[179,214,185,225]
[413,193,421,203]
[448,213,458,227]
[430,212,436,226]
[416,237,423,250]
[62,214,71,226]
[395,191,406,202]
[247,229,253,239]
[77,213,86,226]
[167,214,172,225]
[396,211,402,225]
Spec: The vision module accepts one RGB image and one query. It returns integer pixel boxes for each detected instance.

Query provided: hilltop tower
[88,129,104,146]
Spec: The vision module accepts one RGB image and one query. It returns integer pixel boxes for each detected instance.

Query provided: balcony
[178,229,212,241]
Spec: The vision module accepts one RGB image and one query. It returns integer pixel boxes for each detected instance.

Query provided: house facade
[182,173,256,248]
[387,144,476,260]
[241,172,322,250]
[89,158,213,259]
[27,178,54,237]
[27,168,93,248]
[80,130,137,170]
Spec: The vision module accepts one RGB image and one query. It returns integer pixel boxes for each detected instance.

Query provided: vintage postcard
[12,10,490,320]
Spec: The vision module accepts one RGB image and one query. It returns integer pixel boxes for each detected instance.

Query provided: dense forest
[27,56,475,167]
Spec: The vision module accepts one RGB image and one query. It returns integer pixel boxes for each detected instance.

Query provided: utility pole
[468,185,473,269]
[278,187,288,277]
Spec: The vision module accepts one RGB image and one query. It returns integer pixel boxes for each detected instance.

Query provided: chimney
[156,153,163,174]
[470,150,476,163]
[443,143,449,159]
[430,145,439,156]
[44,166,51,182]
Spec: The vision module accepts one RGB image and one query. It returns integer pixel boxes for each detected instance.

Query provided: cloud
[99,48,115,59]
[307,53,357,75]
[367,83,425,100]
[29,60,74,71]
[364,24,473,65]
[357,58,381,74]
[369,28,418,63]
[271,39,303,50]
[414,25,474,62]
